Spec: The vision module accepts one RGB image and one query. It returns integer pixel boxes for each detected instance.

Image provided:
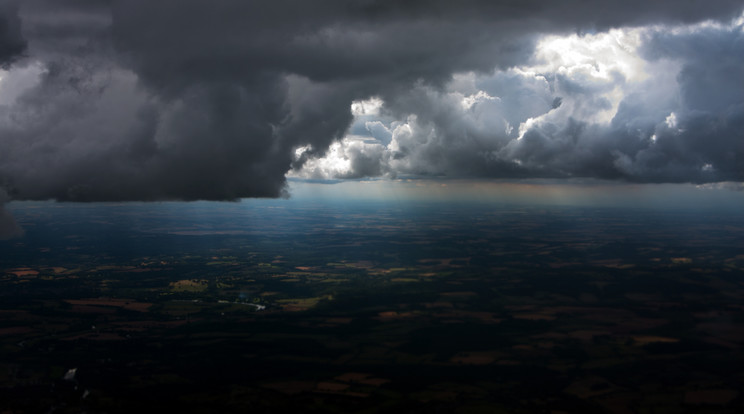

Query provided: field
[1,201,743,413]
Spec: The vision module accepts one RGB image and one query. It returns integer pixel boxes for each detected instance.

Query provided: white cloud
[532,28,647,82]
[292,15,743,185]
[350,97,383,117]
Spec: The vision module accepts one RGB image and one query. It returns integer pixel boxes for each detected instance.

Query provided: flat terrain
[1,201,743,413]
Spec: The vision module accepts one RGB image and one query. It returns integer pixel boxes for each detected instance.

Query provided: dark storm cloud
[0,1,25,67]
[0,1,742,202]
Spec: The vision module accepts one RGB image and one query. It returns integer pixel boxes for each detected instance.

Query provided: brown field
[324,317,353,324]
[433,310,502,323]
[315,382,350,392]
[314,381,369,398]
[7,269,39,277]
[65,298,153,312]
[630,336,679,346]
[684,390,739,405]
[48,267,68,273]
[567,330,611,341]
[0,327,35,336]
[376,311,417,320]
[513,313,556,321]
[450,351,502,365]
[69,305,117,314]
[424,301,454,308]
[334,372,389,386]
[60,332,127,341]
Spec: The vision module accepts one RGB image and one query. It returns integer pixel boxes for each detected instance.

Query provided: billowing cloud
[0,1,742,202]
[295,15,744,184]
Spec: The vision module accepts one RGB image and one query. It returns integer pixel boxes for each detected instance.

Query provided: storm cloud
[296,15,744,183]
[0,1,742,203]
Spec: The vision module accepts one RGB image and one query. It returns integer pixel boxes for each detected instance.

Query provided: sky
[0,1,743,238]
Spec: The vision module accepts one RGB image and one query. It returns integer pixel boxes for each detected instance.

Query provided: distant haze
[287,179,744,211]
